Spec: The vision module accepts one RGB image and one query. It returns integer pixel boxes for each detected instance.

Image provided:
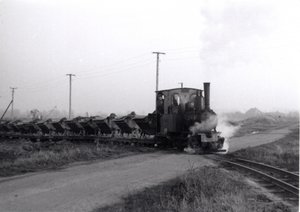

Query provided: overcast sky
[0,0,299,116]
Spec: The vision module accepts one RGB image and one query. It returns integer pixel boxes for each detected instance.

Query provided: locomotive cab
[156,87,203,135]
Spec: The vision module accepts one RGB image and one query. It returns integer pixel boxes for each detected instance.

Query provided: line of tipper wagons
[0,112,156,138]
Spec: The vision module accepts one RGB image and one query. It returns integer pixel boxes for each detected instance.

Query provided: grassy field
[97,166,293,212]
[231,127,299,171]
[0,139,154,177]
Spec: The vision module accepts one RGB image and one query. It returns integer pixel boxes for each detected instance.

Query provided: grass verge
[96,166,294,212]
[231,127,299,171]
[0,139,154,177]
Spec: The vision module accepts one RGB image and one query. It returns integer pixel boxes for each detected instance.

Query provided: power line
[5,50,200,107]
[66,74,75,119]
[159,46,199,52]
[166,56,201,61]
[13,50,199,92]
[77,56,153,77]
[78,60,153,80]
[19,55,153,92]
[17,51,196,93]
[20,78,65,90]
[75,52,151,76]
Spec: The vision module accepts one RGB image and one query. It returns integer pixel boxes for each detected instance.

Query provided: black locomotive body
[155,82,225,152]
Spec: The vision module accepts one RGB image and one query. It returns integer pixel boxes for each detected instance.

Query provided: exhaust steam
[217,115,240,139]
[217,115,240,154]
[188,114,240,154]
[189,115,218,135]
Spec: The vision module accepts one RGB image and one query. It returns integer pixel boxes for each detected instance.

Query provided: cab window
[186,94,196,111]
[157,93,165,114]
[173,94,180,106]
[190,94,196,102]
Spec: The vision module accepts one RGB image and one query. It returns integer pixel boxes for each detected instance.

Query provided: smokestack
[204,82,210,110]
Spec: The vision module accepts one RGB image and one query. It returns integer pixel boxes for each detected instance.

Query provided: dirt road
[0,152,215,212]
[0,125,293,212]
[228,126,292,153]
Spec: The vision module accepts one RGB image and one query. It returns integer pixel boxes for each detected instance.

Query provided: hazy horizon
[1,0,299,117]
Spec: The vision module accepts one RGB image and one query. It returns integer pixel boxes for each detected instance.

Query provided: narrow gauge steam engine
[154,82,225,152]
[0,83,225,152]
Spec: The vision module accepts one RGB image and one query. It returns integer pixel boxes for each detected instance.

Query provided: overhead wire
[77,48,200,77]
[78,60,153,80]
[75,52,151,76]
[78,57,153,78]
[1,47,205,113]
[12,53,152,94]
[18,81,67,94]
[15,48,202,94]
[163,49,201,62]
[20,78,66,90]
[159,46,200,53]
[165,56,202,61]
[15,52,152,91]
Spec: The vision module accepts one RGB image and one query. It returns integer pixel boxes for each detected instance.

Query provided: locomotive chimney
[204,82,210,110]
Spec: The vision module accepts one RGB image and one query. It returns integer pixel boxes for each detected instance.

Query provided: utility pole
[178,82,183,88]
[66,74,75,119]
[10,87,17,120]
[152,52,166,91]
[152,52,165,134]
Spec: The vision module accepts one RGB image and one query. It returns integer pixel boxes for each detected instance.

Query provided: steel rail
[235,158,299,182]
[222,160,299,197]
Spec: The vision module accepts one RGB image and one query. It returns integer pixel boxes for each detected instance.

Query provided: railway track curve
[209,155,299,203]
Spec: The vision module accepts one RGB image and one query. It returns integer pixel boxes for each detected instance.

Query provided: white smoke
[217,115,240,139]
[189,115,218,135]
[189,114,240,138]
[188,114,240,154]
[185,115,240,154]
[216,115,240,154]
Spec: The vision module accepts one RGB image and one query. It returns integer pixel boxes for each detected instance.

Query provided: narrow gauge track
[210,155,299,203]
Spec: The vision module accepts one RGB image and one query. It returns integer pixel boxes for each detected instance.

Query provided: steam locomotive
[154,82,225,152]
[0,83,225,153]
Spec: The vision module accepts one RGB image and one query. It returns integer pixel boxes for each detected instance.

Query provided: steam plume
[188,114,240,154]
[189,115,218,135]
[217,115,240,139]
[217,115,240,154]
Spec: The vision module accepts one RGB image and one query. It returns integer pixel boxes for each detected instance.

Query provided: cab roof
[156,87,202,93]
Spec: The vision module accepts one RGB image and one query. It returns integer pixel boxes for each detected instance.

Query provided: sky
[0,0,299,117]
